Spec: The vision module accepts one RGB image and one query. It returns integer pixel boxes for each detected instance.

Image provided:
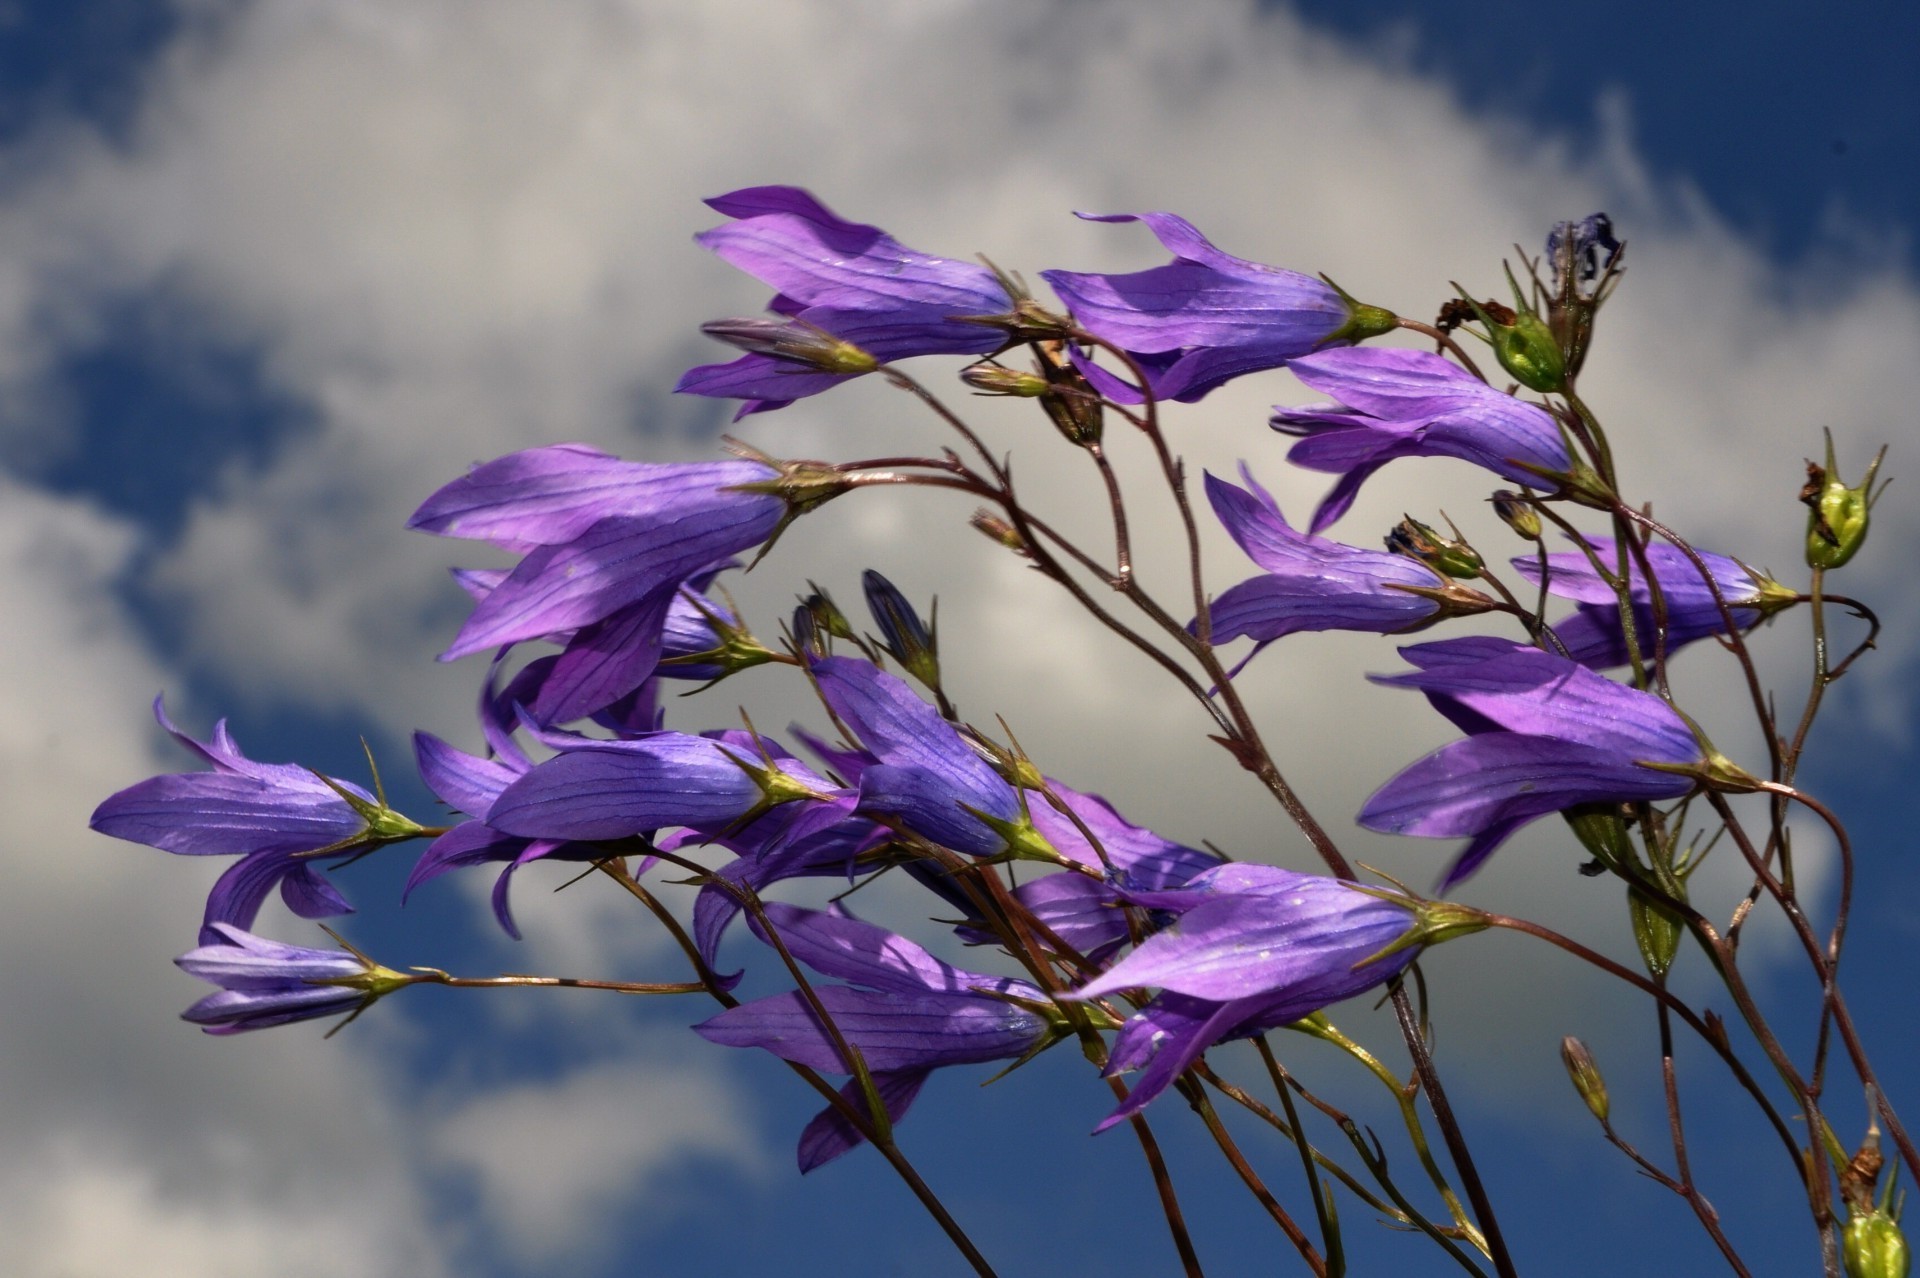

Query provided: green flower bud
[1629,883,1687,978]
[1385,515,1484,578]
[1802,431,1889,571]
[1491,491,1543,541]
[700,318,877,375]
[1845,1212,1911,1278]
[1560,1036,1610,1124]
[960,365,1049,397]
[971,510,1027,553]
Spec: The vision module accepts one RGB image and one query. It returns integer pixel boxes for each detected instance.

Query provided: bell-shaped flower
[809,657,1056,861]
[676,186,1013,416]
[487,726,837,845]
[1358,637,1730,886]
[1516,537,1791,668]
[993,782,1222,961]
[1041,213,1394,403]
[404,729,609,940]
[1071,864,1431,1129]
[91,700,426,940]
[410,445,798,692]
[1270,347,1575,533]
[1201,469,1489,661]
[693,904,1060,1167]
[177,923,413,1035]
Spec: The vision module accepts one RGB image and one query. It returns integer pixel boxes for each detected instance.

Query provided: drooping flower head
[1271,347,1575,533]
[91,699,424,940]
[410,443,830,724]
[1358,637,1732,886]
[1517,536,1791,668]
[1200,468,1490,665]
[808,656,1056,862]
[1071,864,1439,1129]
[694,903,1061,1169]
[676,187,1015,416]
[176,923,411,1035]
[1041,212,1394,403]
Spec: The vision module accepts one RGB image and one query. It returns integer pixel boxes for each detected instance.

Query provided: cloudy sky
[10,2,1920,1275]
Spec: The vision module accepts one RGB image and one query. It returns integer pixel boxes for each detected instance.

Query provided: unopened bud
[1560,1036,1610,1123]
[700,318,877,375]
[1802,430,1888,571]
[961,365,1049,397]
[1629,884,1687,977]
[971,510,1028,553]
[1457,270,1566,393]
[800,586,854,640]
[1386,516,1483,578]
[1845,1213,1910,1278]
[862,569,941,693]
[1491,491,1543,541]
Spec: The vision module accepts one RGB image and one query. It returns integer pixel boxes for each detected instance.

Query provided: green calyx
[1844,1213,1911,1278]
[1352,896,1488,970]
[1455,269,1567,394]
[1803,430,1890,571]
[1319,274,1398,346]
[974,809,1065,866]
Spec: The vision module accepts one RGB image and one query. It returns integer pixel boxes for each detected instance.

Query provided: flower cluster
[89,186,1890,1276]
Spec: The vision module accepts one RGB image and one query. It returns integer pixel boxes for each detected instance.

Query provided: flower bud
[1385,516,1483,578]
[1629,884,1687,977]
[960,365,1049,396]
[1560,1036,1610,1123]
[1456,271,1566,393]
[700,317,878,375]
[862,569,942,694]
[1802,431,1888,571]
[970,510,1027,553]
[1844,1212,1911,1278]
[1491,491,1542,541]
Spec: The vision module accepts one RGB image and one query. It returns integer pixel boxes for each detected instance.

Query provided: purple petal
[1359,732,1693,839]
[488,735,774,841]
[692,984,1046,1073]
[797,1070,931,1173]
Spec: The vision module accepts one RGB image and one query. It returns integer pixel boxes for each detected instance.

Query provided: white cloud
[0,0,1912,1270]
[426,1054,763,1267]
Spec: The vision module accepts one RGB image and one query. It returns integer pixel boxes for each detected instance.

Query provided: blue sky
[8,3,1920,1275]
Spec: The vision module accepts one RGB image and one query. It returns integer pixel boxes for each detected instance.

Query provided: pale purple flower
[410,446,788,696]
[1202,468,1448,655]
[1073,864,1419,1129]
[1271,347,1574,532]
[1516,536,1777,668]
[809,656,1049,859]
[91,699,386,940]
[1359,637,1705,886]
[176,923,388,1035]
[1042,213,1384,403]
[694,904,1056,1166]
[676,187,1011,416]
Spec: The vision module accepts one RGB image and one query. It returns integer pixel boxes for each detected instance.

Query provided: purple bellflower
[1072,864,1430,1130]
[676,187,1013,417]
[694,903,1060,1169]
[410,445,819,722]
[992,782,1222,961]
[1041,213,1394,404]
[1271,347,1576,533]
[177,923,412,1035]
[486,727,837,846]
[91,699,425,941]
[1358,636,1740,887]
[405,729,610,940]
[809,656,1056,861]
[1201,468,1490,661]
[1515,536,1789,668]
